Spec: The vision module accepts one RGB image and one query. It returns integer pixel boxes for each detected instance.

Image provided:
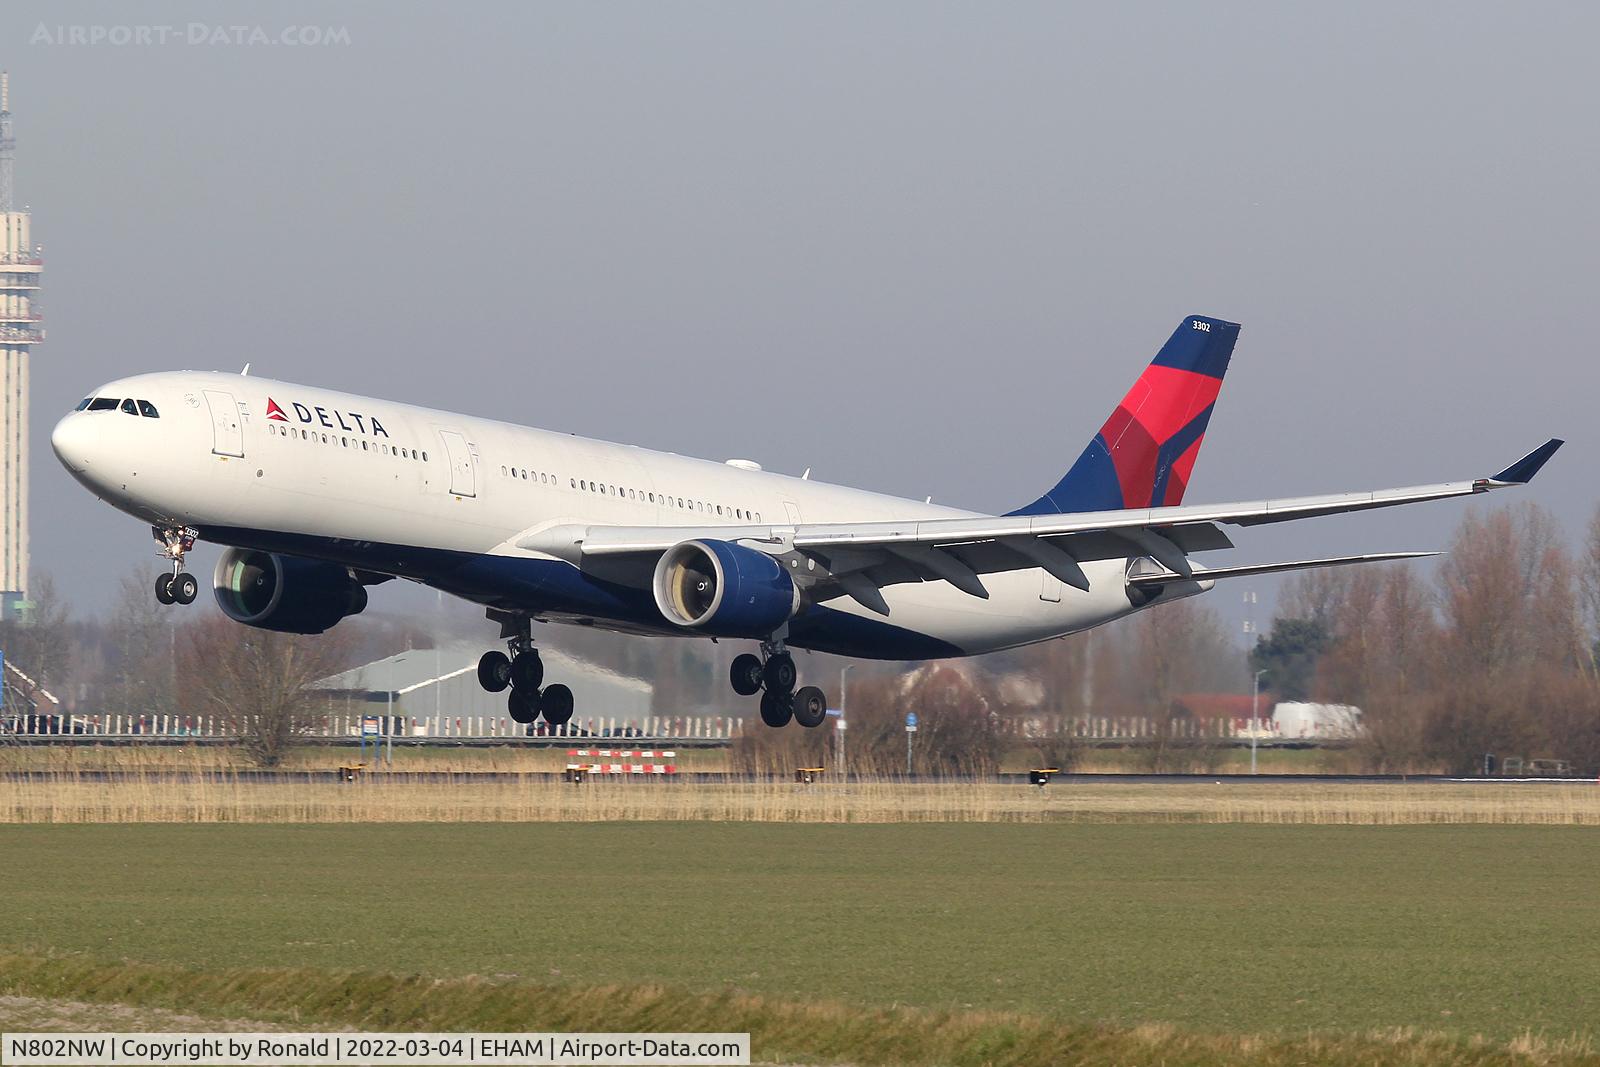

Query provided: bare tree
[102,569,178,723]
[177,616,353,767]
[1319,564,1439,772]
[0,572,70,690]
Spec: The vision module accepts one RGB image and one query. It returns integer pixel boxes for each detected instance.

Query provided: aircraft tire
[792,686,827,728]
[155,573,176,605]
[762,653,797,695]
[759,689,794,728]
[172,572,199,605]
[540,683,574,726]
[510,651,544,692]
[478,650,512,693]
[730,653,764,696]
[507,687,537,724]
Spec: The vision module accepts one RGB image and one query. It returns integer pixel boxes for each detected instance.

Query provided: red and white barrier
[567,749,676,759]
[565,762,677,775]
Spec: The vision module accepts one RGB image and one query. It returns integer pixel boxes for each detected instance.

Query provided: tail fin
[1009,314,1240,515]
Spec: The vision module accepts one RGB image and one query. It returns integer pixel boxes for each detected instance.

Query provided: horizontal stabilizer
[1128,551,1439,587]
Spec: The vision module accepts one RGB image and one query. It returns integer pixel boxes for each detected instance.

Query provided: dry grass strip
[3,775,1600,825]
[0,955,1594,1067]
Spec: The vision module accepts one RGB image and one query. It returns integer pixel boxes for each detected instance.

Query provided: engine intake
[213,548,368,634]
[653,539,799,638]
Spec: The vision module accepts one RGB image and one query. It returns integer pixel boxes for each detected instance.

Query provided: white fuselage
[52,371,1166,658]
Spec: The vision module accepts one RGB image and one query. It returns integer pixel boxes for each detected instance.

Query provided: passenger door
[439,430,476,497]
[203,390,244,458]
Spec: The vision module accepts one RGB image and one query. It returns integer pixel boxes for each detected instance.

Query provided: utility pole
[838,664,853,780]
[1251,669,1268,775]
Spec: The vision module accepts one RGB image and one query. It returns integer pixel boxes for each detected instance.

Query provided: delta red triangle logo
[265,397,289,421]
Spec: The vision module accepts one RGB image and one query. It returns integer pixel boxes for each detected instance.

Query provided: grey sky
[4,1,1597,628]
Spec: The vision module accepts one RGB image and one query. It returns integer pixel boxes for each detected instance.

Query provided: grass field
[1,822,1597,1065]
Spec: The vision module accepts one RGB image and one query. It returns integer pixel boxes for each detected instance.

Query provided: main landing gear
[152,526,199,606]
[731,640,827,729]
[476,615,575,728]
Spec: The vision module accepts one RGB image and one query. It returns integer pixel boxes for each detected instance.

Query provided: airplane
[50,314,1561,729]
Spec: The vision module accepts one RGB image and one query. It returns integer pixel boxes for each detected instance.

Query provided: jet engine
[213,548,369,634]
[652,539,800,638]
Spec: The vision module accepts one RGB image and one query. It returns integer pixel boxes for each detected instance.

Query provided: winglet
[1488,439,1564,485]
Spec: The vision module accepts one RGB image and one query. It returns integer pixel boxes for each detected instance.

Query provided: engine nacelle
[213,548,368,634]
[652,539,800,638]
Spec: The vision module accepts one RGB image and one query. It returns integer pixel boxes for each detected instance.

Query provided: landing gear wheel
[759,688,794,728]
[730,653,764,697]
[762,653,797,694]
[507,687,537,724]
[539,683,574,727]
[154,573,176,605]
[510,652,544,692]
[793,686,827,728]
[478,650,512,693]
[171,572,198,605]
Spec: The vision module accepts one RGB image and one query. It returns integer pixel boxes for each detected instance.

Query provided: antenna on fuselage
[801,467,811,480]
[240,363,251,376]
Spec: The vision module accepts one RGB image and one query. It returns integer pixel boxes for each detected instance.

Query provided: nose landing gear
[152,526,199,606]
[478,612,576,730]
[732,639,829,729]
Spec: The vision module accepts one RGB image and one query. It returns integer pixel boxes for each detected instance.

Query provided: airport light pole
[1251,669,1268,775]
[838,664,853,781]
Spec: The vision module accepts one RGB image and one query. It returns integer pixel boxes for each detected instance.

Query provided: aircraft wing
[518,439,1560,612]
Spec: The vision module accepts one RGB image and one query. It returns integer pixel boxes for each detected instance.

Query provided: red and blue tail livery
[1011,315,1240,515]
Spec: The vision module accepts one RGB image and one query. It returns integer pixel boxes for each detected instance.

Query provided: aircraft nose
[51,412,95,473]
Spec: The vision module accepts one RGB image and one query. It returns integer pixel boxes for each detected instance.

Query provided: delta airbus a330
[52,315,1560,729]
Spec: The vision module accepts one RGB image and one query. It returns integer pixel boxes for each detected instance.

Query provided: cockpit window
[137,400,159,418]
[120,399,139,415]
[74,398,92,411]
[87,398,119,412]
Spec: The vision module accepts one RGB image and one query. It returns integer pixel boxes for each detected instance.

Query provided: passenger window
[88,398,119,411]
[421,451,428,462]
[341,437,348,447]
[362,441,369,451]
[120,399,139,415]
[138,400,159,418]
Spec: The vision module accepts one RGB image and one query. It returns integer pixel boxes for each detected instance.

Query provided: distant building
[313,641,654,730]
[1272,702,1362,739]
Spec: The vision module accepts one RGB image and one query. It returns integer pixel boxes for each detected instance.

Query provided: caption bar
[1,1033,751,1066]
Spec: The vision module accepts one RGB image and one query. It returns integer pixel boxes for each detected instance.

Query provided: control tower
[0,72,44,620]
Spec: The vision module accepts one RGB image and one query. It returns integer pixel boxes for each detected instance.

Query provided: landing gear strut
[479,611,576,729]
[733,636,828,729]
[152,526,199,606]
